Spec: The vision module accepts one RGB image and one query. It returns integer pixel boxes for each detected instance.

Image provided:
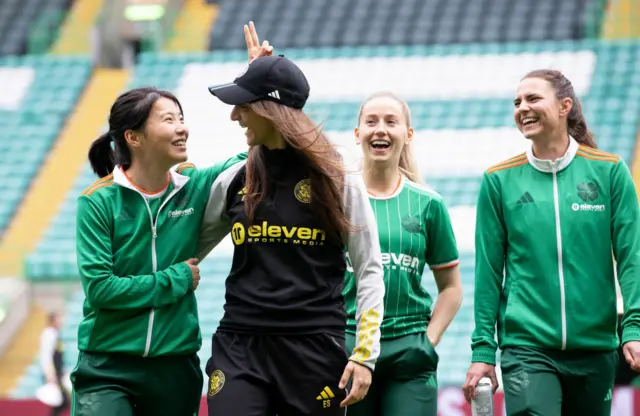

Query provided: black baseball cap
[208,55,310,109]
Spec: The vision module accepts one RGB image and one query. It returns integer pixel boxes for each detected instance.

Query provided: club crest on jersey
[401,215,421,234]
[572,181,605,212]
[173,192,188,208]
[294,179,311,204]
[208,370,225,396]
[577,181,599,202]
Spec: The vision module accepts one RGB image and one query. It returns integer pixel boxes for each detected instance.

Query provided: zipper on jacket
[140,187,183,357]
[552,164,567,350]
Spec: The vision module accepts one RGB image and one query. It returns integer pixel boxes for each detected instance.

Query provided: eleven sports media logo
[231,179,327,246]
[345,251,420,275]
[572,181,605,212]
[231,221,327,246]
[345,214,422,275]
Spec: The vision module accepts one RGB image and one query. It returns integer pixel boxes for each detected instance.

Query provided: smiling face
[126,97,189,167]
[356,95,413,168]
[230,103,275,146]
[514,77,572,141]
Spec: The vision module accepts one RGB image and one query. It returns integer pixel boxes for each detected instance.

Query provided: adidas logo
[516,192,534,205]
[268,90,280,100]
[316,386,335,401]
[604,388,612,401]
[316,386,335,408]
[426,374,437,388]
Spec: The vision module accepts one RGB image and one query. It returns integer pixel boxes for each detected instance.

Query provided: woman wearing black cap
[195,23,385,416]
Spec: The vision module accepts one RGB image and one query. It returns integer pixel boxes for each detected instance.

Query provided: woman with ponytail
[72,87,245,416]
[341,91,463,416]
[464,69,640,416]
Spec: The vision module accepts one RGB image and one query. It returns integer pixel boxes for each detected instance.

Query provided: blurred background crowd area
[0,0,639,414]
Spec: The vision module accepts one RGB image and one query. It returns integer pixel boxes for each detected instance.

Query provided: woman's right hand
[462,362,499,403]
[185,258,200,290]
[244,21,273,63]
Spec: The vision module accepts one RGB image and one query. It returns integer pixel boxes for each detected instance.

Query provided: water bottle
[471,377,495,416]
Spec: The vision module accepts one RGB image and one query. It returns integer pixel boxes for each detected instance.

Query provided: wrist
[426,327,441,347]
[178,262,194,292]
[349,359,373,374]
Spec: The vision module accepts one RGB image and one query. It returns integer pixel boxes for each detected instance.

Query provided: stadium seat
[0,0,70,56]
[207,0,605,50]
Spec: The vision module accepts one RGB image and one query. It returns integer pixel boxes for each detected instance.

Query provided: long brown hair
[522,69,597,148]
[243,100,352,242]
[357,91,421,183]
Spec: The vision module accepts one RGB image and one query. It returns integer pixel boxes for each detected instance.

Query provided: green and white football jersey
[343,176,459,339]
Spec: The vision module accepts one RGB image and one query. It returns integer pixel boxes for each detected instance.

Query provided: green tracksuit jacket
[75,153,246,358]
[471,137,640,365]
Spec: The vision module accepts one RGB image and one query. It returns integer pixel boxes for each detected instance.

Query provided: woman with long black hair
[73,87,244,416]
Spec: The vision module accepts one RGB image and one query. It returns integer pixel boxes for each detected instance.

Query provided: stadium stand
[0,0,71,56]
[11,36,640,396]
[164,0,219,53]
[0,56,91,236]
[51,0,105,55]
[602,0,640,39]
[208,0,608,50]
[2,69,129,276]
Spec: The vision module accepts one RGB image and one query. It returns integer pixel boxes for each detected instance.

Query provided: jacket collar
[526,136,578,173]
[113,166,190,193]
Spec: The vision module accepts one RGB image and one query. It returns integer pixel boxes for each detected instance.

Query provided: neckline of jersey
[367,175,404,200]
[526,136,578,173]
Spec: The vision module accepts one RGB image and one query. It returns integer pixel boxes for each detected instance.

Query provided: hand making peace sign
[244,21,273,63]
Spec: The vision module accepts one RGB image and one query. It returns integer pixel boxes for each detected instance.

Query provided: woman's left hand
[623,341,640,371]
[338,360,372,407]
[244,21,273,63]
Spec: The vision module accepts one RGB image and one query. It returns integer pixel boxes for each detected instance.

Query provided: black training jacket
[196,146,385,370]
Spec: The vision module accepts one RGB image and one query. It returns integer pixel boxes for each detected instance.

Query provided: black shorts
[205,331,349,416]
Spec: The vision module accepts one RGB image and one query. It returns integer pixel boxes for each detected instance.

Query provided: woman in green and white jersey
[463,69,640,416]
[342,91,463,416]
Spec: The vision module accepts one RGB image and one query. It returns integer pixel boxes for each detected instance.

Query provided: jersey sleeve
[610,160,640,344]
[470,171,506,365]
[424,197,460,270]
[341,173,385,371]
[196,160,246,260]
[76,195,193,309]
[199,152,248,191]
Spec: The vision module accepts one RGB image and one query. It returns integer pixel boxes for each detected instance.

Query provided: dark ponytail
[523,69,597,149]
[566,96,597,149]
[88,133,116,178]
[88,87,184,177]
